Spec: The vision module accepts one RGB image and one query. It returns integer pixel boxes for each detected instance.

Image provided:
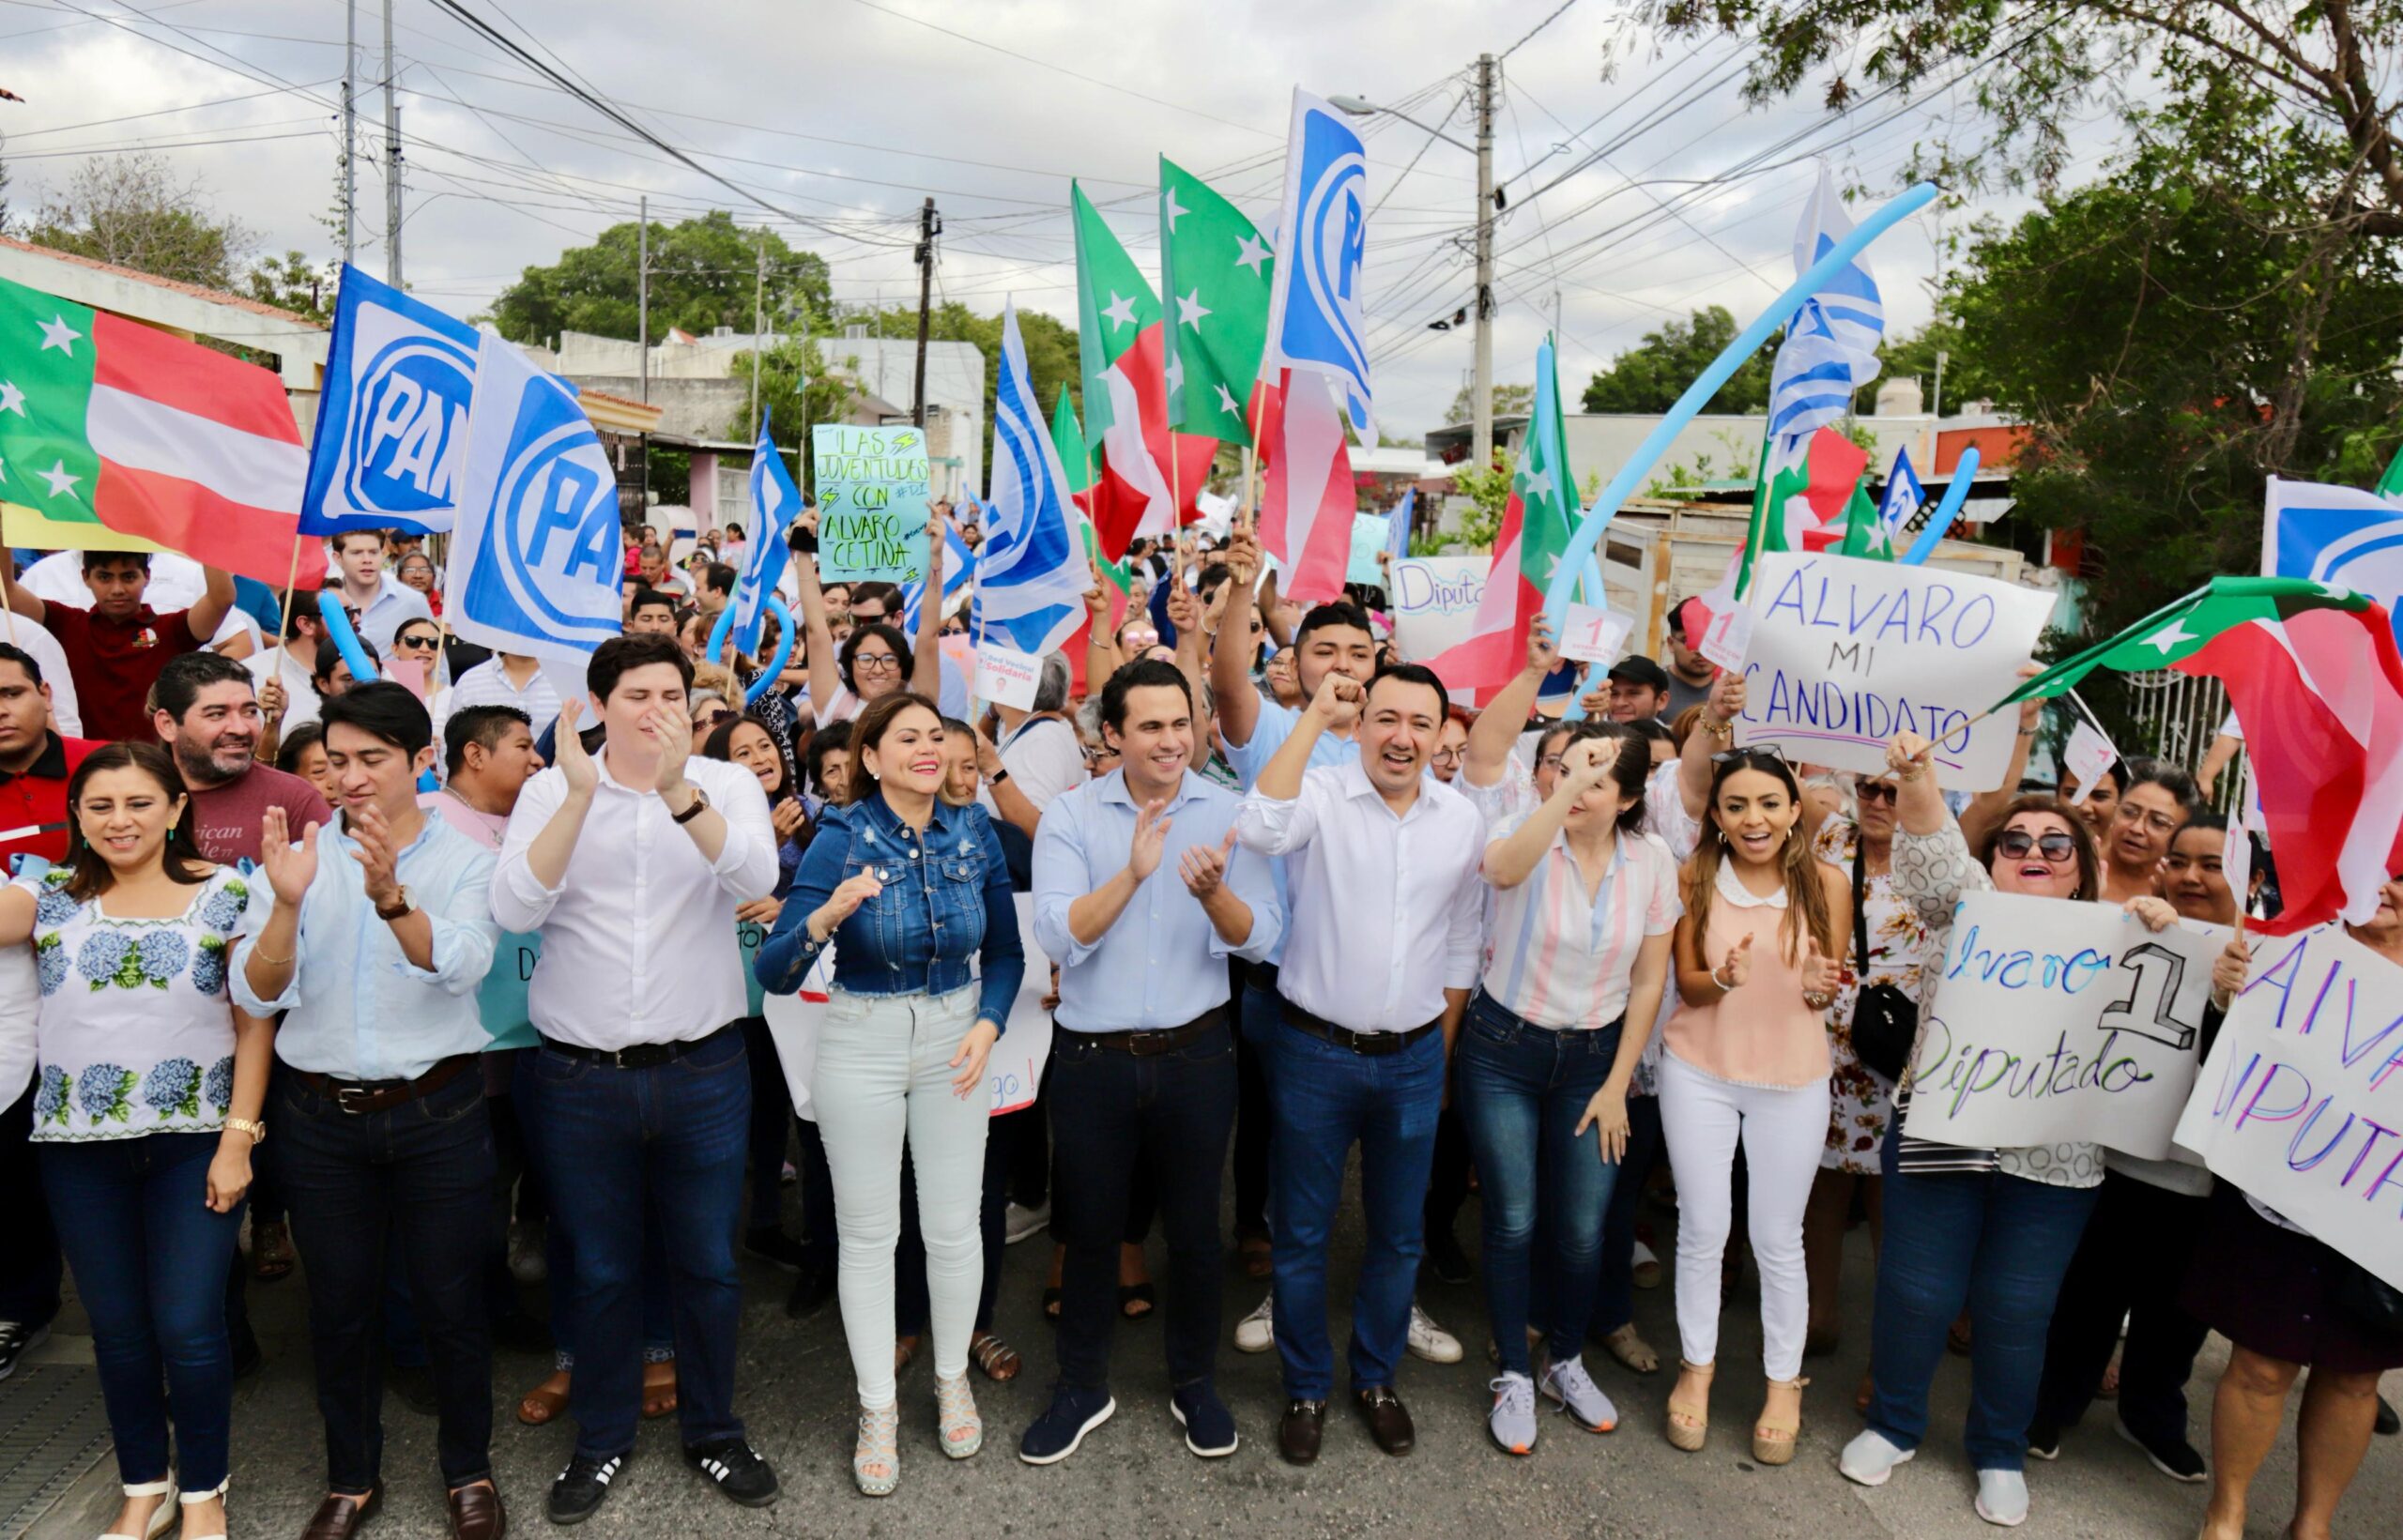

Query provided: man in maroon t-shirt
[0,642,99,871]
[150,650,330,863]
[3,550,234,741]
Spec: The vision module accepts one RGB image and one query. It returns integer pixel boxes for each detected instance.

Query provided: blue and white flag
[1385,486,1416,561]
[302,265,479,535]
[729,411,802,658]
[1264,88,1373,440]
[442,328,623,664]
[974,303,1089,657]
[899,518,973,635]
[1790,163,1885,363]
[1767,164,1886,450]
[1877,447,1925,535]
[2264,475,2403,649]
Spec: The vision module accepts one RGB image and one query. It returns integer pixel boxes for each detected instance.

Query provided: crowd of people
[0,507,2394,1540]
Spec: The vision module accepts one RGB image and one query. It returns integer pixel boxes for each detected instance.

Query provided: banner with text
[1736,552,2056,788]
[1902,892,2226,1159]
[2172,926,2403,1289]
[1387,556,1490,663]
[811,423,930,582]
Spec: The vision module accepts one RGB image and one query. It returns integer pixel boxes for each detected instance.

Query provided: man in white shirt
[489,633,783,1523]
[328,529,434,651]
[250,589,329,748]
[1234,663,1485,1467]
[442,652,560,744]
[985,653,1086,815]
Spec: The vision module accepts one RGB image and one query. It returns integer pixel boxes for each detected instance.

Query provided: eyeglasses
[1855,781,1898,805]
[1997,829,2079,862]
[1538,755,1567,774]
[1431,748,1462,768]
[852,652,901,674]
[394,633,440,652]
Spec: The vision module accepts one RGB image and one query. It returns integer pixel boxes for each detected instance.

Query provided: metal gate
[2121,667,2236,810]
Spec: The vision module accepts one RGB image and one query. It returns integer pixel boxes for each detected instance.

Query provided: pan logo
[350,334,474,514]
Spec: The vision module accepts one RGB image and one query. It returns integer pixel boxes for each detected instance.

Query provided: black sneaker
[2379,1395,2399,1438]
[546,1451,628,1525]
[2026,1415,2061,1461]
[0,1320,49,1381]
[684,1437,779,1507]
[2116,1419,2207,1482]
[1423,1226,1473,1287]
[743,1226,808,1272]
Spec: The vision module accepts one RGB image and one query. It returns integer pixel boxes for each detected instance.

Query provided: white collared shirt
[333,572,435,652]
[439,657,561,742]
[491,748,779,1049]
[1235,756,1486,1033]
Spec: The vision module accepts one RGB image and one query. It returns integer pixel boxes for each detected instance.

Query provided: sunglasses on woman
[394,632,441,652]
[1855,781,1898,805]
[1997,829,2078,862]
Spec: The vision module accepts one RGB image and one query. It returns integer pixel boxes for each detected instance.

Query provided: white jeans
[1656,1053,1829,1382]
[813,984,988,1409]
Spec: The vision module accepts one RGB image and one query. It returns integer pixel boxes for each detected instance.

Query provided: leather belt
[1066,1008,1224,1058]
[1280,1002,1441,1057]
[287,1054,475,1115]
[538,1023,733,1070]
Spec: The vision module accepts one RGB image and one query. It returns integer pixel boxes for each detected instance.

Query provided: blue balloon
[708,594,797,708]
[1900,446,1980,566]
[315,592,380,683]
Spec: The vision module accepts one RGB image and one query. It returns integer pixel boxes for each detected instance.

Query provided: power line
[1500,0,1582,58]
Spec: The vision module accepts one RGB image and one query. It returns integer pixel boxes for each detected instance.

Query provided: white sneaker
[1838,1427,1917,1487]
[1233,1292,1275,1353]
[1407,1300,1462,1365]
[1003,1201,1049,1244]
[1974,1468,2028,1527]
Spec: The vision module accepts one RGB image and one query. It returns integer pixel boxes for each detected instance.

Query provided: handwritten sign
[1901,892,2225,1158]
[1554,602,1635,666]
[975,641,1041,711]
[811,424,930,582]
[1348,514,1392,586]
[2172,927,2403,1289]
[1698,602,1754,673]
[2060,722,2119,804]
[1737,552,2055,789]
[479,932,543,1051]
[1386,556,1490,663]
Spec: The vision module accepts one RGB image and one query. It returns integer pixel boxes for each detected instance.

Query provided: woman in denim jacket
[758,692,1022,1497]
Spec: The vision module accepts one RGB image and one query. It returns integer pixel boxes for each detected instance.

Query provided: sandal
[641,1360,678,1419]
[894,1334,921,1375]
[934,1371,983,1459]
[853,1401,899,1497]
[970,1331,1020,1382]
[2096,1354,2121,1401]
[517,1370,571,1426]
[1599,1324,1660,1375]
[1041,1287,1062,1324]
[251,1220,295,1281]
[1119,1283,1156,1320]
[1665,1359,1714,1452]
[1753,1375,1809,1466]
[99,1478,176,1540]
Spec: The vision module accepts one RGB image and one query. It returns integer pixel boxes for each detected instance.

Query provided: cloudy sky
[0,0,2130,438]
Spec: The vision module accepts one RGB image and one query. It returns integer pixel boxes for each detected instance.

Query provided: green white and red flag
[1999,576,2403,935]
[1739,424,1866,589]
[1829,476,1895,559]
[2376,440,2403,501]
[1071,183,1212,559]
[1051,388,1131,695]
[0,274,325,586]
[1159,157,1274,448]
[1423,335,1578,704]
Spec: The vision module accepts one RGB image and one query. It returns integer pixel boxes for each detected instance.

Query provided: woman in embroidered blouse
[757,692,1022,1497]
[1658,750,1849,1467]
[0,743,270,1540]
[1462,724,1678,1456]
[1838,730,2182,1529]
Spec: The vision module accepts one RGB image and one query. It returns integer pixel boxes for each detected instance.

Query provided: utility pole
[382,0,401,286]
[342,0,356,268]
[636,193,649,404]
[911,196,939,428]
[749,228,765,439]
[1472,51,1496,471]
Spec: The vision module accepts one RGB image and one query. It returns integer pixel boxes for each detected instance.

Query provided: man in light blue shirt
[1018,660,1279,1469]
[230,681,506,1539]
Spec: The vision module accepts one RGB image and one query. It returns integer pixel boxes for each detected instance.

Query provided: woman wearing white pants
[758,692,1023,1497]
[1658,750,1847,1465]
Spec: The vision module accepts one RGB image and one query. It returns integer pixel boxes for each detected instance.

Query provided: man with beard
[150,650,331,864]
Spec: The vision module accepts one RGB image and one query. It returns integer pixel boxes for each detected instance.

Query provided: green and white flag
[1159,157,1273,447]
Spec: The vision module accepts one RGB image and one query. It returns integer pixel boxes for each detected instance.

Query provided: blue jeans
[521,1027,752,1461]
[1455,994,1623,1377]
[1868,1125,2101,1471]
[1263,1014,1445,1400]
[40,1133,243,1493]
[511,1054,674,1372]
[1589,1092,1663,1338]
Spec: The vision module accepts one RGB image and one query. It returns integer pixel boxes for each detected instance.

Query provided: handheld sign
[974,641,1042,711]
[1557,602,1636,666]
[1386,557,1489,661]
[811,424,931,582]
[1902,892,2226,1158]
[1737,552,2056,789]
[2172,928,2403,1288]
[1347,514,1392,587]
[2060,721,2119,804]
[1697,602,1754,673]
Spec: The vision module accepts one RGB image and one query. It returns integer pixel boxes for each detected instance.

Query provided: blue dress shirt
[232,812,499,1081]
[1033,769,1281,1032]
[760,792,1024,1029]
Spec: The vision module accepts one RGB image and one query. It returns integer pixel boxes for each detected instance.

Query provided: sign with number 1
[1556,602,1634,665]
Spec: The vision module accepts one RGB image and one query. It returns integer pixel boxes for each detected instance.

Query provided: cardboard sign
[975,641,1041,710]
[2172,927,2403,1288]
[811,423,930,582]
[1347,514,1392,586]
[1736,552,2056,789]
[1901,892,2226,1159]
[1557,602,1635,666]
[1698,601,1754,672]
[2061,722,2119,804]
[1386,556,1490,663]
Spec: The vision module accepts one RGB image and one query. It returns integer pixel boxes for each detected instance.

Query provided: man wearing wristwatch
[232,682,507,1540]
[489,633,783,1524]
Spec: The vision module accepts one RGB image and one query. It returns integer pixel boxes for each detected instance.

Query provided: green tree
[726,337,864,497]
[244,251,334,323]
[491,211,831,345]
[1445,380,1533,427]
[1583,306,1774,414]
[1875,317,1993,415]
[837,300,1083,440]
[28,153,251,289]
[1443,453,1516,553]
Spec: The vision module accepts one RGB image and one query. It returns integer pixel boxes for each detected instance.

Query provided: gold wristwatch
[225,1117,266,1146]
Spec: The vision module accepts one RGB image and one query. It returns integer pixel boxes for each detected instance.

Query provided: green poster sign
[812,423,931,582]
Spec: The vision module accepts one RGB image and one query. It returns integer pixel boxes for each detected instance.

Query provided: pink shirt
[1662,860,1833,1089]
[1480,824,1680,1029]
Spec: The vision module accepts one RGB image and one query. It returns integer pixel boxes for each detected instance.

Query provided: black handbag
[1844,833,1917,1083]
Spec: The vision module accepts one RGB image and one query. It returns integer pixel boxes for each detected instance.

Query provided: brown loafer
[1278,1398,1326,1465]
[447,1480,505,1540]
[300,1488,379,1540]
[1354,1385,1416,1456]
